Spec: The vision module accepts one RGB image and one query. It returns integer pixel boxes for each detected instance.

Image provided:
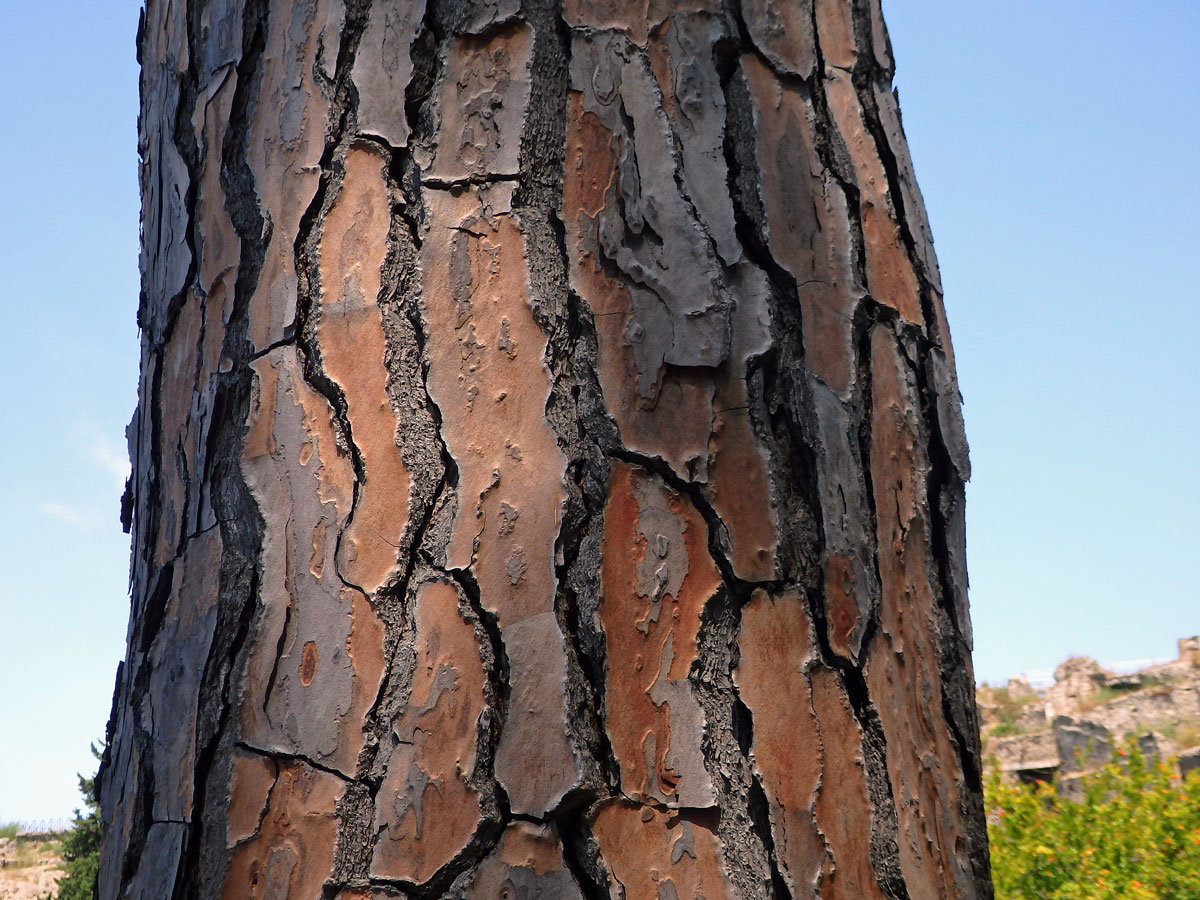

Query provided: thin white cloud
[88,431,131,485]
[1106,657,1174,674]
[1004,657,1177,689]
[1018,668,1056,688]
[72,421,131,487]
[36,502,97,529]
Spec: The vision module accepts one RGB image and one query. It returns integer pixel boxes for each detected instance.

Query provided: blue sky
[885,0,1199,687]
[0,2,1195,821]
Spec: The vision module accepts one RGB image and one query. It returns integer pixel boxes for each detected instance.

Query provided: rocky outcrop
[1043,657,1109,718]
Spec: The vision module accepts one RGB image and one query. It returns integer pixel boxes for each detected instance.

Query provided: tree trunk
[99,1,990,898]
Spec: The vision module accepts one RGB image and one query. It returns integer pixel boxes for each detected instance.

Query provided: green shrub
[987,741,1200,899]
[0,822,18,839]
[989,722,1024,739]
[41,744,104,900]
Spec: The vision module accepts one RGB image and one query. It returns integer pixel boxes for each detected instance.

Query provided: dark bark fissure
[908,341,992,889]
[175,0,274,887]
[720,6,922,898]
[509,0,631,883]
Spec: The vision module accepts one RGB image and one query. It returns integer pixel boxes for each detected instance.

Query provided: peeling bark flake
[808,667,892,900]
[600,461,719,808]
[147,530,223,824]
[741,54,858,394]
[316,145,411,597]
[247,0,334,351]
[742,0,816,77]
[370,581,487,884]
[426,22,534,182]
[421,183,579,816]
[824,76,922,324]
[242,346,383,775]
[735,590,823,896]
[221,759,343,900]
[592,801,735,900]
[462,822,584,900]
[350,0,426,149]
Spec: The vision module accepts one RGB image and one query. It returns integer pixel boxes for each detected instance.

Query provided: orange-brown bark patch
[599,462,718,807]
[421,186,566,626]
[814,0,857,70]
[371,581,487,884]
[706,405,777,582]
[871,81,942,296]
[823,553,861,658]
[809,666,890,900]
[317,145,409,596]
[221,760,343,900]
[421,183,578,815]
[738,591,887,897]
[194,69,240,295]
[592,801,734,900]
[494,822,564,875]
[825,77,922,325]
[225,751,277,847]
[647,21,675,117]
[735,590,823,895]
[564,95,616,220]
[298,641,318,686]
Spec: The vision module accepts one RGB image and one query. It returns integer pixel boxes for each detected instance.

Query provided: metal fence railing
[8,818,72,835]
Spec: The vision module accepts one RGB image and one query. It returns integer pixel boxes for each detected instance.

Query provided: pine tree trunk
[99,1,991,898]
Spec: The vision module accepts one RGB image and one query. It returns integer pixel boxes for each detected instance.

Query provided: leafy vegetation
[989,721,1024,739]
[0,823,18,839]
[988,741,1200,899]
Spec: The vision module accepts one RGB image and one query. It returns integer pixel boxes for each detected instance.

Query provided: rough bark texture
[100,1,991,898]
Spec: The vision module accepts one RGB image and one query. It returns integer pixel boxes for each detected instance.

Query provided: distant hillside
[0,833,64,900]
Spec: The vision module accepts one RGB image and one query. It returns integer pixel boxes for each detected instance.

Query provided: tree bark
[99,1,991,898]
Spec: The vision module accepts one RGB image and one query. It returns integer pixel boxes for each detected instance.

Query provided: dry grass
[0,835,65,900]
[1,836,62,870]
[1159,720,1200,750]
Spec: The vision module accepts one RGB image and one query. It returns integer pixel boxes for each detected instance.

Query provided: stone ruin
[983,637,1200,796]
